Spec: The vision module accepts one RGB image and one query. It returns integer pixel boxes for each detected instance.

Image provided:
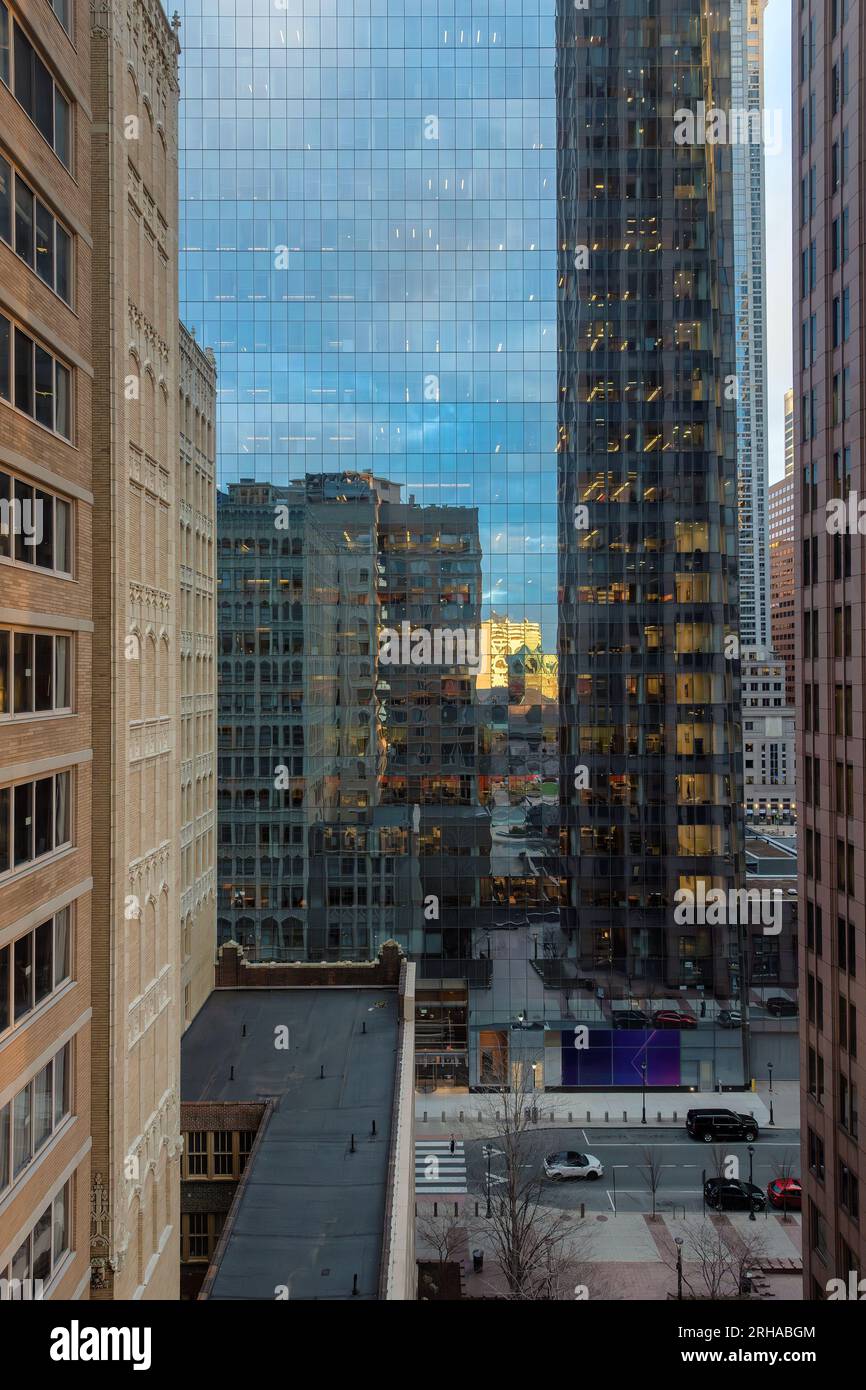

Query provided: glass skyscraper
[556,0,748,1087]
[178,0,749,1089]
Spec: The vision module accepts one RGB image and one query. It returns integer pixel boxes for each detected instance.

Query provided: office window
[0,1181,71,1287]
[4,14,71,170]
[0,628,71,717]
[0,153,73,304]
[0,468,73,573]
[49,0,71,34]
[1,1043,70,1192]
[0,908,72,1039]
[0,312,72,437]
[0,769,72,876]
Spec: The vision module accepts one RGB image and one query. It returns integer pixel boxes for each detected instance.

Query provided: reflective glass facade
[557,0,748,1087]
[179,0,751,1089]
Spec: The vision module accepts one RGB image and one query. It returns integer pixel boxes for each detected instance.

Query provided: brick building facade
[0,0,94,1301]
[89,0,184,1299]
[794,0,866,1298]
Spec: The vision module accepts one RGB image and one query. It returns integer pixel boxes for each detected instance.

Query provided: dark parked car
[686,1109,759,1143]
[765,996,798,1017]
[717,1009,742,1028]
[612,1009,650,1030]
[767,1178,802,1211]
[705,1178,766,1213]
[653,1010,697,1029]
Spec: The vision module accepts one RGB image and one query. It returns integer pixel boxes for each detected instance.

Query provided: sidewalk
[415,1081,800,1134]
[424,1210,803,1301]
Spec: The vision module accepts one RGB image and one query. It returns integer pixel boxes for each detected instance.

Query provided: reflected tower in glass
[177,0,561,1089]
[556,0,749,1087]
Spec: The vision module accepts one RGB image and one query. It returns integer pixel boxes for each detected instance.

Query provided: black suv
[704,1178,766,1213]
[765,996,798,1017]
[612,1009,650,1030]
[686,1108,759,1143]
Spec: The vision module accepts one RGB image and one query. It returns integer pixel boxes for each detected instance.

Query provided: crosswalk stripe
[415,1139,467,1194]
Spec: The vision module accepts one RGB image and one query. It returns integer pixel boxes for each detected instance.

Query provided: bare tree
[640,1147,664,1220]
[663,1221,768,1300]
[416,1205,466,1267]
[479,1063,573,1299]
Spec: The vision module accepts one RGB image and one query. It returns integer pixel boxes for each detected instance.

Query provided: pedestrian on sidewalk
[449,1133,456,1155]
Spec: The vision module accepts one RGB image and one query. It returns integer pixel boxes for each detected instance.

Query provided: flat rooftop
[182,987,400,1300]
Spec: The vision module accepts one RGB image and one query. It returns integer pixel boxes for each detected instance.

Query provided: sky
[763,0,793,483]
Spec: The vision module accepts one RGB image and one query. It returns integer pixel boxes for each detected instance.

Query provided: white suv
[544,1150,604,1181]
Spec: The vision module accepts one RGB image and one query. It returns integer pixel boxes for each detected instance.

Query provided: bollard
[362,1021,366,1034]
[242,1024,246,1037]
[371,1120,376,1137]
[441,1111,446,1122]
[657,1111,662,1122]
[623,1110,627,1122]
[423,1110,427,1122]
[586,1111,591,1123]
[320,1064,325,1080]
[434,1202,438,1217]
[568,1112,573,1123]
[230,1065,234,1080]
[604,1110,609,1122]
[352,1273,358,1297]
[454,1202,459,1217]
[459,1110,464,1122]
[580,1202,585,1218]
[350,1133,355,1153]
[673,1111,677,1122]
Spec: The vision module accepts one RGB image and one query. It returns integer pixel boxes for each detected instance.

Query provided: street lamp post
[484,1144,492,1219]
[674,1236,684,1300]
[748,1144,756,1221]
[641,1059,647,1125]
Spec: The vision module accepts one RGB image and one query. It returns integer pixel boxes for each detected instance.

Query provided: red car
[767,1177,802,1211]
[653,1010,697,1029]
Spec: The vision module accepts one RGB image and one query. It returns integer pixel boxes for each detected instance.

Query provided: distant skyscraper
[476,616,543,692]
[783,387,794,476]
[740,647,795,824]
[795,0,866,1298]
[557,0,748,1087]
[179,0,559,1091]
[731,0,770,650]
[768,473,795,704]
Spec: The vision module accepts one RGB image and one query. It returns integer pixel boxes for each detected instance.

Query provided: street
[465,1126,801,1216]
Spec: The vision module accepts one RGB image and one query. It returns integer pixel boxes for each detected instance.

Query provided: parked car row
[543,1136,802,1214]
[611,1009,697,1029]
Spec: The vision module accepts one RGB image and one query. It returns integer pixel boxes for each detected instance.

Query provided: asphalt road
[466,1126,802,1216]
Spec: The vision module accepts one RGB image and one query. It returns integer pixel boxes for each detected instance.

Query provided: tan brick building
[0,0,93,1300]
[178,324,216,1031]
[89,0,184,1299]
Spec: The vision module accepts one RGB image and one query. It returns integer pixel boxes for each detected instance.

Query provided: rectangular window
[186,1131,207,1177]
[0,629,72,719]
[0,467,73,573]
[6,16,71,169]
[0,3,9,87]
[0,153,72,303]
[50,0,71,34]
[0,769,72,877]
[0,312,72,437]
